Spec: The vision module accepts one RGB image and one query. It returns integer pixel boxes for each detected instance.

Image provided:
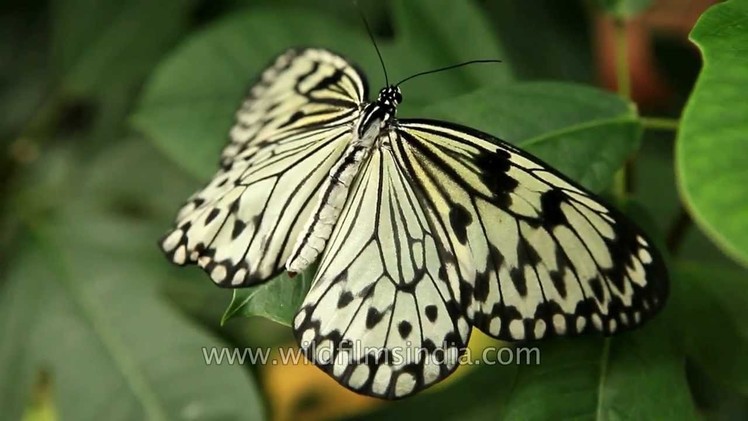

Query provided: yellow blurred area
[22,370,57,421]
[264,328,503,421]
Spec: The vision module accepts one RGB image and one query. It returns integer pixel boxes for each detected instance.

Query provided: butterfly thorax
[356,86,402,138]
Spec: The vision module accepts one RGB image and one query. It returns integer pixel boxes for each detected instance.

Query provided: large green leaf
[47,0,197,143]
[677,0,748,267]
[0,239,44,420]
[421,82,642,192]
[0,142,265,420]
[51,0,195,97]
[501,321,698,420]
[0,217,265,420]
[390,0,512,102]
[484,1,593,82]
[0,3,49,141]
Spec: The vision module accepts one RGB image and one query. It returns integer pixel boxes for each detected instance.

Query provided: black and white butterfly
[160,47,668,399]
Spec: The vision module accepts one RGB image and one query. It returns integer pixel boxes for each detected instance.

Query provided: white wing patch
[293,143,470,399]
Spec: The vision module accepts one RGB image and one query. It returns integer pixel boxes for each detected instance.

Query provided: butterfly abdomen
[285,109,383,275]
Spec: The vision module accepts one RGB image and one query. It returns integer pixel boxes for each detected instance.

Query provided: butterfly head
[377,85,402,112]
[357,86,402,139]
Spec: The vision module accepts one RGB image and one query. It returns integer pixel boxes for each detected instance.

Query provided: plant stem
[613,17,631,203]
[614,18,631,100]
[641,116,680,132]
[666,207,692,255]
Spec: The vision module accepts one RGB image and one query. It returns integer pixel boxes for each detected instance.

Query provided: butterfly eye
[395,91,402,103]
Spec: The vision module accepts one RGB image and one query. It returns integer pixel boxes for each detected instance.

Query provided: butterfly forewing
[393,119,668,341]
[222,48,367,165]
[160,48,367,286]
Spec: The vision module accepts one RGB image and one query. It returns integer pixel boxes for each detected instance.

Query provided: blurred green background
[2,0,747,420]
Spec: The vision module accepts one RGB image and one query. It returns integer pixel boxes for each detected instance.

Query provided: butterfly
[160,47,668,399]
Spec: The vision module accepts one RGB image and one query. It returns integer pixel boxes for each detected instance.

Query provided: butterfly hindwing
[160,48,367,286]
[393,119,668,340]
[293,142,470,399]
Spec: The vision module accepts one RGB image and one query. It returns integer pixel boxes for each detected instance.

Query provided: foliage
[2,0,747,419]
[677,0,748,267]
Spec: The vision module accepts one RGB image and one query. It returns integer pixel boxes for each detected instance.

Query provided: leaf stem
[641,116,680,132]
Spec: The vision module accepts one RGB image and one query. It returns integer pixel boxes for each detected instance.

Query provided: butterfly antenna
[396,59,503,86]
[358,9,389,86]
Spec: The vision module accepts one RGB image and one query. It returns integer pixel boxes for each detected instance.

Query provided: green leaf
[52,0,195,96]
[0,144,265,420]
[501,322,698,420]
[0,4,49,141]
[420,82,642,192]
[0,214,265,421]
[48,0,197,143]
[223,268,315,327]
[0,238,44,420]
[484,1,594,82]
[597,0,653,18]
[672,262,748,395]
[390,0,512,102]
[635,137,745,269]
[677,0,748,268]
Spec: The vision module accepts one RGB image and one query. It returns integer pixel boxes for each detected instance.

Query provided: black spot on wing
[425,305,438,322]
[231,220,246,239]
[540,189,568,227]
[281,110,305,128]
[229,199,240,213]
[517,236,541,267]
[550,269,567,298]
[589,276,605,303]
[509,267,528,297]
[365,307,385,329]
[205,208,220,224]
[474,149,519,206]
[473,270,490,302]
[397,321,412,339]
[337,291,354,308]
[449,204,473,244]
